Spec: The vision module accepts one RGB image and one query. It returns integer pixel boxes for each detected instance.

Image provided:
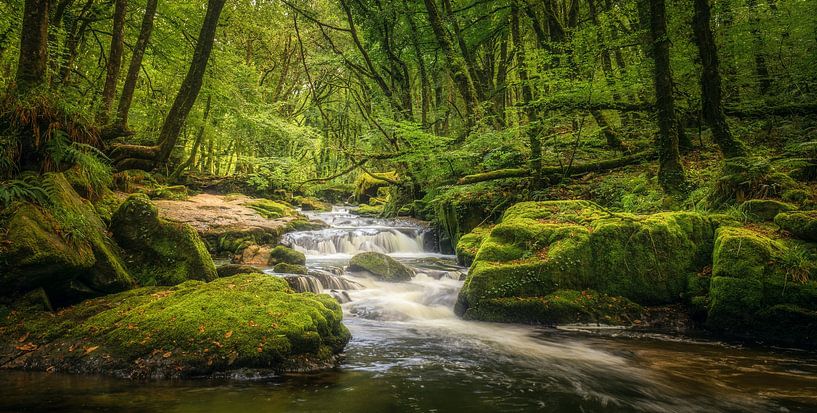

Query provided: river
[1,207,816,412]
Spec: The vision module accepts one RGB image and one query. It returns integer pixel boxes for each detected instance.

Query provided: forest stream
[1,207,816,413]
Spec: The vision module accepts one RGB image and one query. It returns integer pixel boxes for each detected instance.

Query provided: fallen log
[457,150,656,185]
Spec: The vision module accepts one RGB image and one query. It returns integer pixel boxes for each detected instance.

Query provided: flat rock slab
[153,193,295,238]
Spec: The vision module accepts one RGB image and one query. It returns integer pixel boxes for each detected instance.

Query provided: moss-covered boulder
[216,264,263,278]
[348,252,414,282]
[111,194,217,286]
[741,199,796,221]
[461,289,643,325]
[706,227,817,346]
[775,211,817,242]
[456,201,715,323]
[244,199,296,219]
[354,171,397,204]
[0,174,134,306]
[268,245,306,266]
[273,262,309,275]
[292,196,331,212]
[455,226,493,267]
[0,273,350,378]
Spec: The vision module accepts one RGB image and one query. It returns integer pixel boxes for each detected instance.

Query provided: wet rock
[0,274,350,378]
[111,194,217,286]
[273,263,308,275]
[217,264,263,277]
[239,245,273,266]
[348,252,414,282]
[268,245,306,266]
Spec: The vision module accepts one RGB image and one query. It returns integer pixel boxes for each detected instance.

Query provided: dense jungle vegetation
[1,0,817,386]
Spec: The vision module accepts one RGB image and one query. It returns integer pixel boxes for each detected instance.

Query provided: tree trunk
[692,0,747,158]
[511,1,542,185]
[172,94,211,179]
[403,0,430,129]
[98,0,128,124]
[114,0,158,131]
[15,0,49,95]
[422,0,482,125]
[588,0,623,149]
[642,0,686,193]
[747,0,770,94]
[155,0,225,166]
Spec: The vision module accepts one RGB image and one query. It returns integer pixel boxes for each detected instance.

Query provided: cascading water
[5,206,816,412]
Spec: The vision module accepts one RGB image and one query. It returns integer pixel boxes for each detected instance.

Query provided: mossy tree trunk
[15,0,49,95]
[641,0,687,193]
[154,0,225,166]
[692,0,747,159]
[511,1,542,186]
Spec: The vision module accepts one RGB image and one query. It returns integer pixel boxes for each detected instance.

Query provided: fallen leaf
[15,342,38,351]
[198,325,205,334]
[224,330,233,339]
[84,346,99,354]
[17,333,29,343]
[46,366,56,373]
[162,351,172,358]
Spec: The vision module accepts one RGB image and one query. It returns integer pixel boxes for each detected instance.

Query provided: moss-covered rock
[216,264,263,278]
[111,194,217,286]
[292,196,331,212]
[146,185,189,200]
[348,252,414,282]
[0,273,350,378]
[0,174,134,306]
[706,227,817,347]
[356,203,384,217]
[740,199,796,221]
[775,211,817,242]
[268,245,306,266]
[455,226,493,267]
[244,199,296,219]
[354,171,397,204]
[273,262,309,275]
[456,200,715,323]
[461,290,643,325]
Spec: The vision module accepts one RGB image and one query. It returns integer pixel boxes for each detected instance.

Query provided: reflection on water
[2,206,817,412]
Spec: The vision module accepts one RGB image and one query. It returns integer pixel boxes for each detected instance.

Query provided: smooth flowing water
[2,207,817,412]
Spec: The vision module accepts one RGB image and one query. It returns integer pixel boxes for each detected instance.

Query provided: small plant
[780,245,814,285]
[0,174,51,209]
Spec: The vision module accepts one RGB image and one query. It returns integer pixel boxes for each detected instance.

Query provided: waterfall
[282,228,425,256]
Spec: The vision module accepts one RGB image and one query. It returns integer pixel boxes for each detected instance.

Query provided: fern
[0,174,51,209]
[45,132,113,197]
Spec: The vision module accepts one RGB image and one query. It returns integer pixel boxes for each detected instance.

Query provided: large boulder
[775,211,817,242]
[455,225,493,267]
[740,199,796,222]
[0,273,351,378]
[111,194,217,285]
[456,201,715,324]
[706,227,817,346]
[348,252,414,282]
[0,174,134,306]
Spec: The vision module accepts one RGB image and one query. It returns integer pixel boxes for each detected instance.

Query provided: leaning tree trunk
[98,0,128,124]
[692,0,747,158]
[113,0,158,132]
[643,0,686,193]
[172,94,211,179]
[511,0,542,186]
[15,0,49,95]
[155,0,225,166]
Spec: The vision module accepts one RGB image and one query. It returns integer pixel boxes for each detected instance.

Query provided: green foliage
[0,174,51,209]
[780,244,814,285]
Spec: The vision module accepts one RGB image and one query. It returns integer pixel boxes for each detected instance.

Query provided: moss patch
[268,245,306,266]
[244,199,296,219]
[111,194,217,286]
[0,273,350,378]
[273,263,309,275]
[455,225,493,267]
[775,210,817,242]
[457,200,715,323]
[348,252,414,282]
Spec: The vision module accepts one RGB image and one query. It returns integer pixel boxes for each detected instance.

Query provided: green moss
[245,199,296,219]
[273,263,308,275]
[461,289,642,326]
[292,196,331,212]
[775,211,817,242]
[285,219,328,232]
[216,264,263,277]
[712,226,780,280]
[356,203,384,217]
[354,171,397,203]
[457,201,715,322]
[0,273,351,377]
[0,174,134,306]
[146,185,189,200]
[740,199,796,222]
[455,225,493,267]
[268,245,306,266]
[111,194,217,286]
[348,252,413,282]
